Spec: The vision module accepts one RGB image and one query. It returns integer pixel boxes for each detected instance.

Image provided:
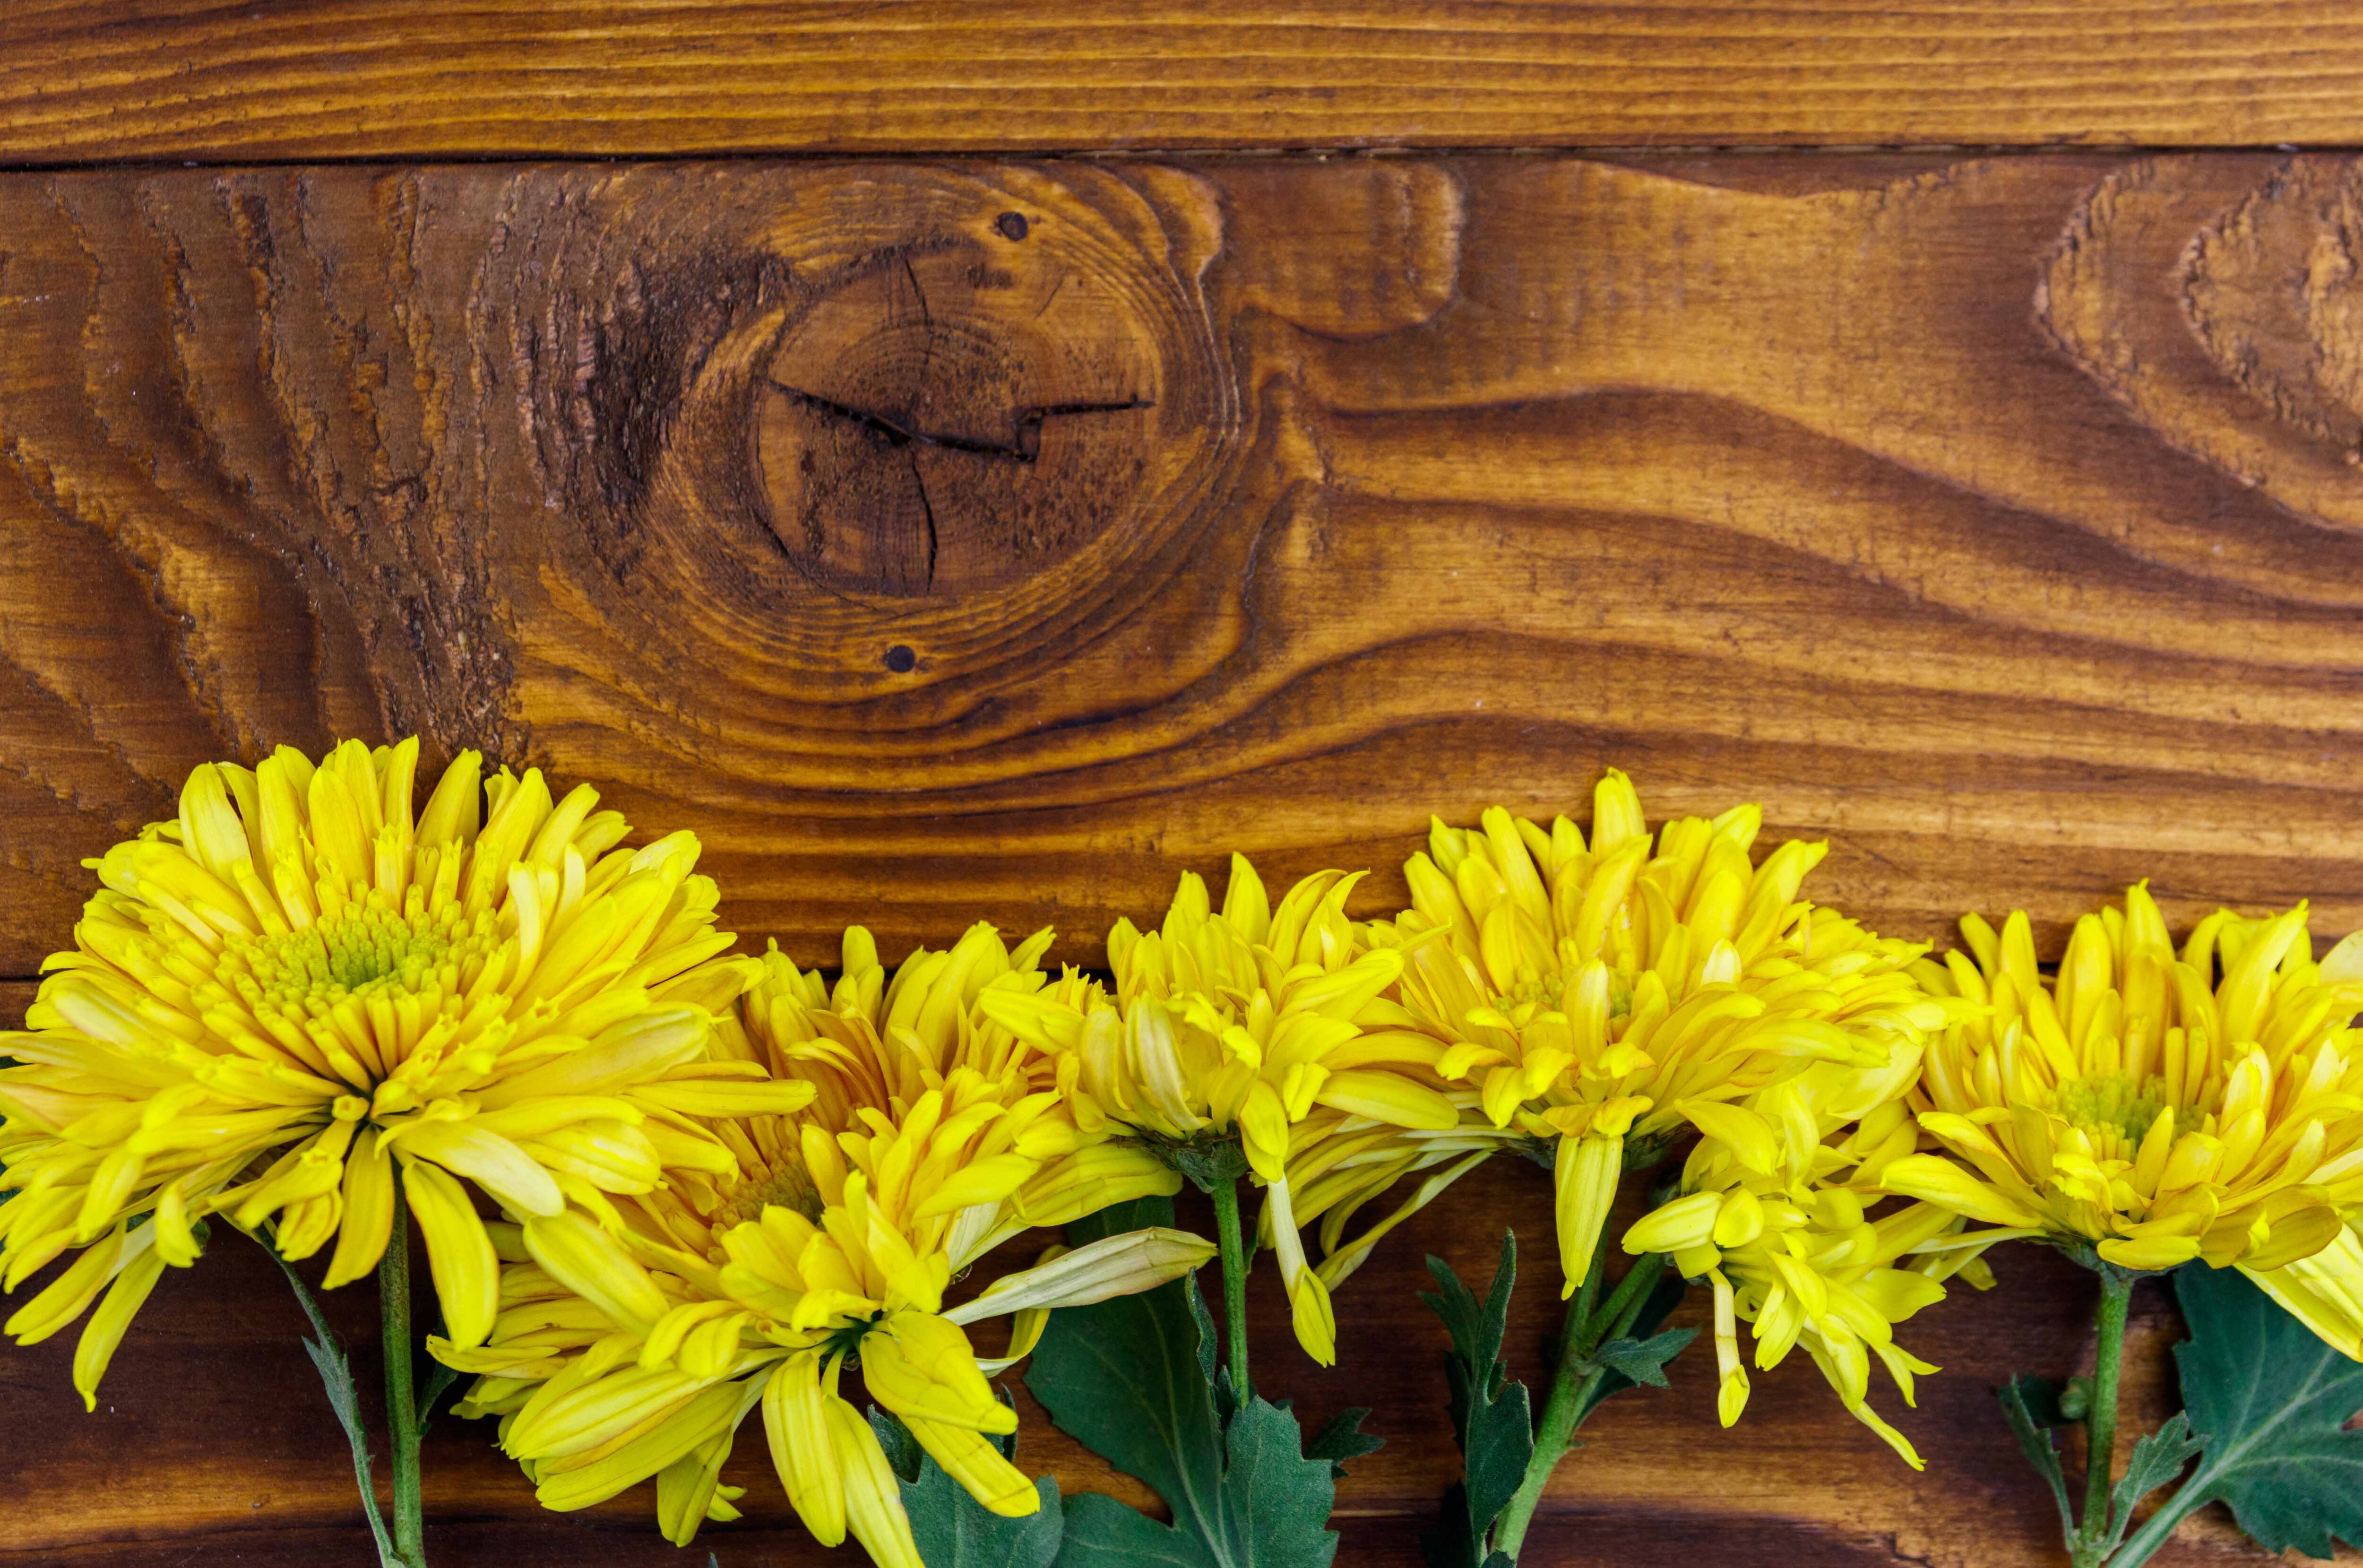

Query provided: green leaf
[1027,1194,1338,1567]
[260,1238,399,1565]
[1057,1492,1208,1568]
[869,1406,1065,1568]
[2103,1412,2203,1553]
[1054,1396,1339,1568]
[1027,1195,1226,1534]
[870,1402,927,1483]
[2166,1263,2363,1559]
[2005,1372,2073,1429]
[416,1361,461,1436]
[1588,1327,1697,1392]
[299,1331,368,1442]
[1186,1263,1239,1425]
[1302,1407,1384,1480]
[1568,1268,1691,1427]
[1418,1232,1532,1568]
[1996,1374,2076,1546]
[1208,1395,1340,1566]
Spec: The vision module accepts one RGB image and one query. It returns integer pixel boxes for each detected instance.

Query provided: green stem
[1587,1247,1667,1353]
[2104,1480,2210,1568]
[382,1185,427,1568]
[1208,1174,1254,1402]
[1561,1238,1605,1364]
[259,1234,403,1568]
[1493,1248,1668,1561]
[2072,1266,2137,1568]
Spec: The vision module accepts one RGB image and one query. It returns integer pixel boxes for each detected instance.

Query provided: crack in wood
[764,377,1151,465]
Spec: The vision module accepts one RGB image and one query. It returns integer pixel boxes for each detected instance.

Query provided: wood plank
[0,1156,2285,1567]
[3,4,2363,162]
[0,152,2359,973]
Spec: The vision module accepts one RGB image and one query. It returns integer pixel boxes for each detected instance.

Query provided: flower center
[1501,965,1632,1021]
[707,1154,824,1256]
[219,901,491,1013]
[2052,1072,2189,1143]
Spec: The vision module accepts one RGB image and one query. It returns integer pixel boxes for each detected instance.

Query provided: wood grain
[0,154,2362,973]
[5,3,2363,162]
[8,148,2363,1564]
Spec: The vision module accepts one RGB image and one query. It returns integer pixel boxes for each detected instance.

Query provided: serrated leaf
[2168,1263,2363,1559]
[2104,1412,2203,1553]
[1187,1268,1240,1424]
[1026,1195,1225,1536]
[300,1333,365,1438]
[262,1239,397,1563]
[2005,1372,2072,1429]
[1590,1327,1697,1391]
[1190,1263,1219,1388]
[1569,1268,1691,1427]
[1419,1232,1532,1568]
[1210,1395,1341,1567]
[1050,1396,1339,1568]
[869,1406,1064,1567]
[1028,1196,1338,1567]
[1996,1374,2076,1546]
[1056,1490,1208,1568]
[1303,1406,1385,1479]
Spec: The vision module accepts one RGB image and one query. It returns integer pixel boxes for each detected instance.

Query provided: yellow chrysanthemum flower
[439,923,1205,1567]
[1276,1100,1511,1294]
[1619,1041,1986,1467]
[1882,884,2363,1355]
[1383,771,1956,1297]
[0,738,792,1404]
[979,856,1464,1363]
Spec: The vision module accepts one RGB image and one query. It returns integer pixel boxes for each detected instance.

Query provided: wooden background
[4,3,2363,1564]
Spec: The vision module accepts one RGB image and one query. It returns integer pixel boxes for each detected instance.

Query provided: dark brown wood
[0,154,2360,975]
[7,3,2363,162]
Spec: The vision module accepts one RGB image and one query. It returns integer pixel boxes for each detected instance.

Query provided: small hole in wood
[883,644,918,673]
[995,211,1030,241]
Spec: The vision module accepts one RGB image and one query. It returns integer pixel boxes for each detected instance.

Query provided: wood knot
[515,162,1236,687]
[752,237,1160,596]
[2043,155,2363,530]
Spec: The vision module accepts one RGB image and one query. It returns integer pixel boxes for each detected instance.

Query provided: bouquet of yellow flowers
[5,742,2360,1568]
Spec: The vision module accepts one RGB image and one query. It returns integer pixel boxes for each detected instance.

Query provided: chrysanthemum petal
[405,1159,499,1349]
[826,1391,923,1568]
[903,1411,1040,1517]
[1554,1134,1623,1297]
[1879,1155,2044,1229]
[944,1227,1216,1325]
[764,1353,847,1546]
[522,1208,668,1334]
[71,1233,166,1410]
[2245,1229,2363,1361]
[861,1312,1010,1434]
[534,1377,763,1513]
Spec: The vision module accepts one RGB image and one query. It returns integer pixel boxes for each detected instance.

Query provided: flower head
[980,856,1464,1362]
[1619,1036,1982,1467]
[1883,884,2363,1356]
[1383,771,1954,1295]
[440,923,1201,1566]
[0,739,783,1404]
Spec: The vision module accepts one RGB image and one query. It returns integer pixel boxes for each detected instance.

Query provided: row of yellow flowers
[3,740,2361,1564]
